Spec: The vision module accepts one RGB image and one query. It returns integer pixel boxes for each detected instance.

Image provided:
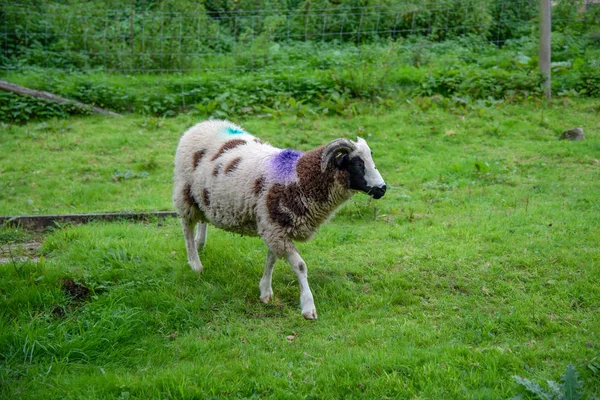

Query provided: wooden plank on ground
[0,211,178,231]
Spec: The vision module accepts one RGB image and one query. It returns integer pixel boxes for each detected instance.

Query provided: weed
[33,118,72,134]
[112,169,149,182]
[0,225,29,244]
[137,117,166,130]
[138,157,159,172]
[511,364,584,400]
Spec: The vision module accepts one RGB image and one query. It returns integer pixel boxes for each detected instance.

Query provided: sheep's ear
[334,151,348,169]
[321,138,355,172]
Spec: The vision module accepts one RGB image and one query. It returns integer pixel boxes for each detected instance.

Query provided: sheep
[173,119,386,320]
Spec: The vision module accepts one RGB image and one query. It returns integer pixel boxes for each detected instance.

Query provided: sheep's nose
[371,184,386,199]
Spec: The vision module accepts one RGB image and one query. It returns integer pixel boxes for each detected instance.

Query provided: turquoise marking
[225,126,246,135]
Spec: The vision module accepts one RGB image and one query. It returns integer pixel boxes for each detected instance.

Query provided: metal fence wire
[1,0,550,73]
[0,0,597,113]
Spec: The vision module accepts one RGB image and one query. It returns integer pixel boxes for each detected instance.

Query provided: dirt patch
[61,278,91,302]
[0,240,42,264]
[51,306,66,318]
[49,279,92,319]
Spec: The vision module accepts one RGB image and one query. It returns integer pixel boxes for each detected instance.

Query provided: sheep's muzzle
[369,184,386,199]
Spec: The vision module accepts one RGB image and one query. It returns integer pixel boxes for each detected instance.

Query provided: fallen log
[0,79,122,117]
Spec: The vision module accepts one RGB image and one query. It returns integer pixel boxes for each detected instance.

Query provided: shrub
[0,91,91,124]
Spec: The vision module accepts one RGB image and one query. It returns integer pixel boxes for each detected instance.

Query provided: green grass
[1,98,599,398]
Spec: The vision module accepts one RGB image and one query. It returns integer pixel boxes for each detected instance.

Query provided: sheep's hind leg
[182,219,203,272]
[259,250,277,303]
[286,252,317,320]
[195,222,208,251]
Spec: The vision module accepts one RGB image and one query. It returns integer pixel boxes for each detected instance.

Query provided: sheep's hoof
[188,261,204,273]
[260,294,272,304]
[302,309,318,320]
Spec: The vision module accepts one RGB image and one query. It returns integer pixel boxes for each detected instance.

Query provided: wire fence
[2,0,550,74]
[1,0,598,117]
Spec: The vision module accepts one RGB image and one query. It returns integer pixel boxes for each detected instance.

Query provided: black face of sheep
[343,155,387,199]
[324,137,387,199]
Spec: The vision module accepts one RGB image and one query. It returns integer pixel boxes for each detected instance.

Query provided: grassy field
[1,98,599,398]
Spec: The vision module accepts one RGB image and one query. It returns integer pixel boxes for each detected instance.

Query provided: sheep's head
[321,137,387,199]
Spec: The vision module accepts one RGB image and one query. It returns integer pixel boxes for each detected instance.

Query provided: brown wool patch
[266,183,308,228]
[267,185,292,228]
[212,164,222,177]
[224,157,242,175]
[253,176,266,195]
[285,184,309,216]
[335,169,350,188]
[202,188,211,207]
[211,139,247,161]
[295,148,334,203]
[184,184,199,208]
[193,150,207,169]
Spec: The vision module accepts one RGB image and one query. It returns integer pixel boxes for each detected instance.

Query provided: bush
[414,67,542,99]
[0,91,91,124]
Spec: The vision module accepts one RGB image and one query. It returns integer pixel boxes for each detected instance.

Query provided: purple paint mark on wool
[270,149,302,182]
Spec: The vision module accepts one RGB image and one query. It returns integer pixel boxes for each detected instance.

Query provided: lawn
[1,98,599,398]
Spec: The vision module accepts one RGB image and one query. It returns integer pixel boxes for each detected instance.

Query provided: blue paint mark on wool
[271,149,302,182]
[225,126,246,135]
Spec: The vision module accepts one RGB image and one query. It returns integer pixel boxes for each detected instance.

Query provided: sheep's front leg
[287,252,317,320]
[259,250,277,303]
[182,219,203,272]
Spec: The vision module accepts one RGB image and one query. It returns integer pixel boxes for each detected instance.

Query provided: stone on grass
[559,127,585,141]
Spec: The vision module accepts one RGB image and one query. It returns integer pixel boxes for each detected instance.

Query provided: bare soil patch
[0,239,42,264]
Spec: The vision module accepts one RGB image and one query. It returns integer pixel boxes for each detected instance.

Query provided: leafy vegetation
[1,99,599,398]
[2,0,600,122]
[512,364,584,400]
[2,33,600,123]
[1,0,543,71]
